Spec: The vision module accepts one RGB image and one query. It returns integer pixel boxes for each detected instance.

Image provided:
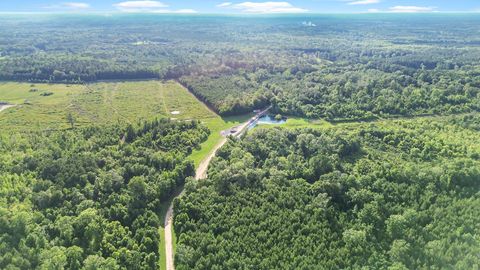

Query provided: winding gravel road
[163,107,270,270]
[163,136,227,270]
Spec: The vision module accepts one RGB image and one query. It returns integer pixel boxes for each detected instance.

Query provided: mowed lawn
[189,114,253,167]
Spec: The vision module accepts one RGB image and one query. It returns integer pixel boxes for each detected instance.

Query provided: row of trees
[269,64,480,120]
[174,115,480,269]
[0,119,209,269]
[0,55,168,83]
[179,74,270,115]
[181,62,480,119]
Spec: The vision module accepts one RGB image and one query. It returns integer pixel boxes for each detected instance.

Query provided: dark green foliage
[0,119,209,269]
[175,117,480,269]
[1,15,479,119]
[66,112,75,129]
[39,91,53,96]
[179,74,270,115]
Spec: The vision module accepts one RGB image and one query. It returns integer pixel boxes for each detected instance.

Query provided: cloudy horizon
[0,1,478,14]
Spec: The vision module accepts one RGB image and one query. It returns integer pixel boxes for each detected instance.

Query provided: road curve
[163,107,270,270]
[163,136,227,270]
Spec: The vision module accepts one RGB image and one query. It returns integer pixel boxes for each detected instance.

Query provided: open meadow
[0,80,251,166]
[0,81,216,131]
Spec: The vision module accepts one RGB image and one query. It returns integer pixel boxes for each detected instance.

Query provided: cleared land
[0,81,217,132]
[0,104,16,112]
[255,116,333,130]
[189,114,253,167]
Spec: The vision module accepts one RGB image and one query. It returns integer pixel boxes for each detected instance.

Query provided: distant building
[302,21,316,27]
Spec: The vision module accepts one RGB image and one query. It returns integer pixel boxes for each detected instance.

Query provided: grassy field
[0,80,218,132]
[255,116,333,130]
[0,81,251,166]
[158,227,167,270]
[0,83,84,131]
[189,114,253,167]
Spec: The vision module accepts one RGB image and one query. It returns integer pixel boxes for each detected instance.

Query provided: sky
[0,0,479,14]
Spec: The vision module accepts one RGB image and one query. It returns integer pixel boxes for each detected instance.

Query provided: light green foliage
[257,117,333,130]
[0,80,248,168]
[189,113,253,167]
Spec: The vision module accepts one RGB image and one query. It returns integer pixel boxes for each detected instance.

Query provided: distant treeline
[1,15,479,119]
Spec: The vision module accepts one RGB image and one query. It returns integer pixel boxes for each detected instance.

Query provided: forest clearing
[0,81,216,132]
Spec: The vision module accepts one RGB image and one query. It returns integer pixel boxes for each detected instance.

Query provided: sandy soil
[0,104,16,113]
[164,205,175,270]
[195,137,228,180]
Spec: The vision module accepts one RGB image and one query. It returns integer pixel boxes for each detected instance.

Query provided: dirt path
[163,107,269,270]
[158,81,170,116]
[0,104,16,113]
[195,137,228,180]
[164,205,175,270]
[164,136,227,270]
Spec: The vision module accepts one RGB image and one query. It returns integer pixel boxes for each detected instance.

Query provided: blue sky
[0,0,478,13]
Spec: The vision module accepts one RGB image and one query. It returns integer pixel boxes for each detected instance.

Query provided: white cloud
[229,2,308,13]
[367,8,380,13]
[44,2,90,10]
[347,0,380,5]
[63,2,90,9]
[173,8,197,14]
[389,6,436,13]
[114,1,168,12]
[114,1,196,13]
[217,2,233,8]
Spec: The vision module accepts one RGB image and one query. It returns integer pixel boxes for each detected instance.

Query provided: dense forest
[1,15,479,119]
[0,119,209,269]
[174,115,480,269]
[1,14,480,270]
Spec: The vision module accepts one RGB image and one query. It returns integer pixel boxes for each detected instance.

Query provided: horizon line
[0,11,478,15]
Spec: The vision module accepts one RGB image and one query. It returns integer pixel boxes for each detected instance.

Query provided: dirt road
[164,205,175,270]
[0,104,16,113]
[164,136,227,270]
[163,107,270,270]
